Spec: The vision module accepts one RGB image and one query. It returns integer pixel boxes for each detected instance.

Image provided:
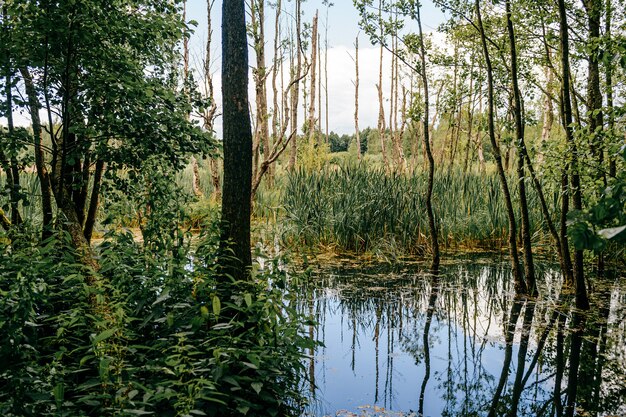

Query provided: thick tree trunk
[220,0,253,281]
[475,0,525,294]
[191,156,203,198]
[210,157,221,201]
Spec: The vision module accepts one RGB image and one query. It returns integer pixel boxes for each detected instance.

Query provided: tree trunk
[251,0,270,186]
[308,11,319,146]
[210,157,221,201]
[3,30,22,227]
[558,0,589,309]
[324,6,329,144]
[506,0,536,295]
[537,64,554,166]
[84,159,104,243]
[204,0,220,201]
[463,56,475,173]
[269,0,282,186]
[583,0,604,178]
[377,0,388,170]
[605,0,616,178]
[475,0,525,294]
[354,35,361,160]
[0,208,10,230]
[416,3,440,272]
[20,66,54,240]
[220,0,253,282]
[287,0,302,172]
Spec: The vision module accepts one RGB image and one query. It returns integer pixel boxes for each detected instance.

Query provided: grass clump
[282,165,554,256]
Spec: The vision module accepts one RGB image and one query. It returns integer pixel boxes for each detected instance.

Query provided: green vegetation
[282,165,555,255]
[0,228,312,417]
[1,0,625,414]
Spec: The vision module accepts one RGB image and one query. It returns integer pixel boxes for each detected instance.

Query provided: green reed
[282,165,557,255]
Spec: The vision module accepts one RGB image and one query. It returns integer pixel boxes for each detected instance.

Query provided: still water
[298,258,625,417]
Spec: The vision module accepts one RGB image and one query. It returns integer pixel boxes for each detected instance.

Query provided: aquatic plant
[282,166,555,255]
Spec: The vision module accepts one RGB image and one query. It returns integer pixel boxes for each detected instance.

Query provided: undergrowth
[0,226,314,416]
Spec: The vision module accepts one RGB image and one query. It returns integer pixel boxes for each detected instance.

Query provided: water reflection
[299,259,625,417]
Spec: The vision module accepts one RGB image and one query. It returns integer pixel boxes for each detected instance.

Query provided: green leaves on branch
[568,181,626,252]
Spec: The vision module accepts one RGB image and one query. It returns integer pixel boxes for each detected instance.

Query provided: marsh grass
[282,165,557,255]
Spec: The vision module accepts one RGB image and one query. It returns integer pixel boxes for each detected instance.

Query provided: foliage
[282,165,553,255]
[568,151,626,253]
[0,225,314,416]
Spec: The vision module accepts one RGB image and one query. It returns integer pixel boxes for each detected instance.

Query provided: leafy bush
[0,228,313,416]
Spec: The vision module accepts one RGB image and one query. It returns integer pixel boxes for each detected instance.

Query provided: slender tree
[307,11,319,145]
[415,2,440,271]
[204,0,221,201]
[354,35,361,160]
[287,0,303,171]
[558,0,589,309]
[506,0,536,294]
[475,0,525,293]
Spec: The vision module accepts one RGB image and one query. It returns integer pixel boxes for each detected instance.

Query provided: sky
[186,0,447,136]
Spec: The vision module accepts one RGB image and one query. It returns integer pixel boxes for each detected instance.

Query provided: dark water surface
[298,258,625,417]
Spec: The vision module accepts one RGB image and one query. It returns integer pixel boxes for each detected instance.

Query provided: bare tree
[353,35,361,160]
[307,11,319,145]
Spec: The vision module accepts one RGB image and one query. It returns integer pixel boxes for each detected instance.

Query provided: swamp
[1,0,625,416]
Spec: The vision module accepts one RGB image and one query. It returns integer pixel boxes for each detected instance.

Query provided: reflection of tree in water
[300,260,626,416]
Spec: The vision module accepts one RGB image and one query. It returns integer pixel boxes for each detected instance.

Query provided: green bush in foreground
[0,229,313,417]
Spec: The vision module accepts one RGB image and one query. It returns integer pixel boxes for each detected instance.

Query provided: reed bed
[282,165,557,255]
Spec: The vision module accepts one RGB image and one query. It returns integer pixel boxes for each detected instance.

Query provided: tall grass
[282,165,558,255]
[0,171,45,227]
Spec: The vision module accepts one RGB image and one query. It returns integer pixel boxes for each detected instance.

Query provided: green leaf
[53,383,64,405]
[244,293,252,308]
[212,295,221,316]
[242,362,258,370]
[251,382,263,394]
[92,327,117,344]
